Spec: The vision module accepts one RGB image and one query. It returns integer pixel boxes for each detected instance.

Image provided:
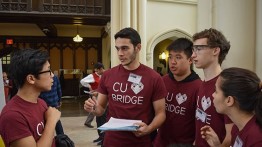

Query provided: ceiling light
[73,26,83,42]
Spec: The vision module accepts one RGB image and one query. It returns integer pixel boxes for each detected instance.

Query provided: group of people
[0,27,261,147]
[84,27,262,147]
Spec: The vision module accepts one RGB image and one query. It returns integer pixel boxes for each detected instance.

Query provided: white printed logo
[131,82,144,94]
[176,93,187,105]
[201,96,211,111]
[37,122,44,136]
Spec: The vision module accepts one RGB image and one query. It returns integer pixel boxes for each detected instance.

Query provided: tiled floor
[60,96,100,147]
[60,96,89,117]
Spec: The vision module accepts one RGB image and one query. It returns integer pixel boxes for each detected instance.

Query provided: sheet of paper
[98,117,142,131]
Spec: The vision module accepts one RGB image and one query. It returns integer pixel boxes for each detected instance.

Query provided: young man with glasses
[191,28,233,147]
[39,70,64,135]
[0,49,61,147]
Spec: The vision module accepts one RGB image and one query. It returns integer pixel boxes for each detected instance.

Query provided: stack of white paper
[98,117,142,131]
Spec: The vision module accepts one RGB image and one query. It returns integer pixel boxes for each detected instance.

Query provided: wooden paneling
[0,36,102,76]
[87,47,98,68]
[75,47,85,73]
[63,47,73,79]
[49,47,60,72]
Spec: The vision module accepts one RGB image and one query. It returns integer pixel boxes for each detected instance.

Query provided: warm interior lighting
[159,52,167,68]
[160,52,166,60]
[73,34,83,42]
[73,26,83,42]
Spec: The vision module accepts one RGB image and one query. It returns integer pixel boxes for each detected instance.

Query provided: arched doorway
[147,29,192,75]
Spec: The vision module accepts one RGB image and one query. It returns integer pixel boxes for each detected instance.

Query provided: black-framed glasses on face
[38,69,52,76]
[192,45,210,53]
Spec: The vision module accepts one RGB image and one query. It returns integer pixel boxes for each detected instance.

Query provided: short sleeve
[0,111,32,144]
[152,75,167,102]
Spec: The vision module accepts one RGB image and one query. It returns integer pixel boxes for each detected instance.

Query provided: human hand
[132,122,150,137]
[90,91,98,97]
[84,97,97,113]
[45,107,61,125]
[201,125,221,147]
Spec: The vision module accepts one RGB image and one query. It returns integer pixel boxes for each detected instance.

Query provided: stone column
[138,0,147,64]
[256,0,262,78]
[198,0,256,72]
[121,0,131,27]
[213,0,256,71]
[111,0,147,66]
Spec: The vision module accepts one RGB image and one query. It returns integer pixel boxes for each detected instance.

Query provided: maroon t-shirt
[97,64,167,147]
[231,116,262,147]
[154,73,201,147]
[0,95,56,147]
[195,76,231,147]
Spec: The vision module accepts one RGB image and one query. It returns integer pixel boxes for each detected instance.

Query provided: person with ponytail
[201,67,262,147]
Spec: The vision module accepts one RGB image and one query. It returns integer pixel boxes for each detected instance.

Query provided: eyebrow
[115,45,129,50]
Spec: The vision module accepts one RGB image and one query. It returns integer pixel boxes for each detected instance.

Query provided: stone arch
[146,29,192,68]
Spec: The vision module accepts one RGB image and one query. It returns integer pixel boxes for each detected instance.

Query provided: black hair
[114,27,141,47]
[166,37,193,58]
[9,48,49,88]
[220,67,262,129]
[94,62,104,69]
[193,28,230,65]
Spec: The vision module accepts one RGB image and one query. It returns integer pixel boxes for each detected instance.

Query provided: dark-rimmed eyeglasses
[38,69,52,76]
[192,45,210,53]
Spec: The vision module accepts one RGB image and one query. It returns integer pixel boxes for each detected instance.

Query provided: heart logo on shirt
[131,82,144,94]
[176,93,187,105]
[201,96,211,111]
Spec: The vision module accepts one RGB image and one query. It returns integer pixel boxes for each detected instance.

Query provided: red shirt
[195,76,231,147]
[97,64,167,147]
[154,72,201,146]
[0,96,56,147]
[90,72,101,90]
[231,116,262,147]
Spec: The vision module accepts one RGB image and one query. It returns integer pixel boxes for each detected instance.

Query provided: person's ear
[226,96,235,107]
[27,74,36,85]
[188,57,193,64]
[135,43,141,52]
[213,47,220,56]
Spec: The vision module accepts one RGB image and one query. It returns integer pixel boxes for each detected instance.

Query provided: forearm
[36,121,56,147]
[146,98,166,133]
[147,111,166,134]
[221,123,233,147]
[92,104,106,117]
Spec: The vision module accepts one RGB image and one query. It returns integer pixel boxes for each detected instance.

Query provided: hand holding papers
[98,117,142,131]
[83,90,92,95]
